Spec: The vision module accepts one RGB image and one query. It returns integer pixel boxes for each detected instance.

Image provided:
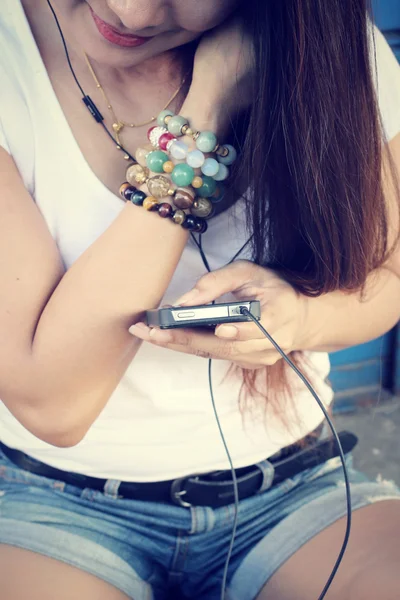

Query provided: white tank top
[0,1,399,481]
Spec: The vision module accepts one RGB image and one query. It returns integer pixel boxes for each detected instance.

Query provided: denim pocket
[0,446,67,493]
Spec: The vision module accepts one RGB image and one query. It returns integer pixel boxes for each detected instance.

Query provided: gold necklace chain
[84,52,188,148]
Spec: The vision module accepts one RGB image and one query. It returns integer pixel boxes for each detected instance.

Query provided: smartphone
[146,300,261,330]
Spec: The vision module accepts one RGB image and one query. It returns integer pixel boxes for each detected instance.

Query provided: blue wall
[330,0,400,411]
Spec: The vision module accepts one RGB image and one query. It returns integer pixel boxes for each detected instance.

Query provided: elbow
[35,429,87,448]
[27,412,90,448]
[7,398,91,449]
[0,380,105,448]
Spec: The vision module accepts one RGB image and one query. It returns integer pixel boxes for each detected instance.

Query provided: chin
[84,34,196,69]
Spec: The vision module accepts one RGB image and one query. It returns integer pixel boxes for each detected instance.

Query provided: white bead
[169,140,189,160]
[201,157,219,177]
[149,126,167,149]
[186,149,205,169]
[213,163,229,181]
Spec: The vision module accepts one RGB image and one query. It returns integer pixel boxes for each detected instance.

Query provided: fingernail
[149,328,173,343]
[175,289,200,306]
[216,325,238,339]
[129,323,150,336]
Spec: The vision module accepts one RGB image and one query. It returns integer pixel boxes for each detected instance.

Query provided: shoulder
[0,0,36,190]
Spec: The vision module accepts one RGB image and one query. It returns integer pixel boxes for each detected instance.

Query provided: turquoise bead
[167,115,189,137]
[157,109,175,128]
[146,150,169,173]
[210,184,226,203]
[217,144,237,166]
[171,163,195,187]
[196,131,217,153]
[197,175,217,198]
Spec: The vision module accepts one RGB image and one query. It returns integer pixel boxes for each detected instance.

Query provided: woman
[0,0,400,598]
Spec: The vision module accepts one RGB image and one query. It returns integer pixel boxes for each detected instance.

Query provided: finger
[129,323,276,362]
[174,260,257,306]
[215,320,269,342]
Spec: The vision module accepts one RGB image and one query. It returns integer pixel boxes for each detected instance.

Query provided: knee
[346,563,399,600]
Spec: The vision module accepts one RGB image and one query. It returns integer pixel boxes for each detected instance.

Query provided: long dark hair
[232,0,399,412]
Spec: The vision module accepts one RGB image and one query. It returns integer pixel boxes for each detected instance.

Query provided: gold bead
[217,146,229,158]
[192,131,200,141]
[143,197,159,211]
[163,161,175,174]
[167,189,175,196]
[113,122,123,133]
[192,176,203,189]
[164,115,172,124]
[181,125,193,136]
[124,154,130,161]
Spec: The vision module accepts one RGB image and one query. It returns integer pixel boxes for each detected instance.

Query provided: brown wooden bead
[158,203,173,218]
[143,197,159,211]
[173,187,195,210]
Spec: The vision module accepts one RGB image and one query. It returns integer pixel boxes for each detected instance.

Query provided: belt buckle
[170,476,192,508]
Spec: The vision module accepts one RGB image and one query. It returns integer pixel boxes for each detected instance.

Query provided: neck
[23,0,192,106]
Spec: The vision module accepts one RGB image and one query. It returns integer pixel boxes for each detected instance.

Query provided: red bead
[159,132,176,151]
[147,126,158,142]
[158,203,173,218]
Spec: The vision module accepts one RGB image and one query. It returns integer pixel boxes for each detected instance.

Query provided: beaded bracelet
[126,157,225,210]
[119,110,234,233]
[146,110,238,184]
[128,151,225,207]
[119,182,208,233]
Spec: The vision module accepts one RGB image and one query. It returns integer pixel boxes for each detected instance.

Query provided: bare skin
[259,501,400,600]
[1,501,400,599]
[0,1,400,599]
[0,546,131,600]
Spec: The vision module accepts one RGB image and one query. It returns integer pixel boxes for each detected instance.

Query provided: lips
[89,7,153,48]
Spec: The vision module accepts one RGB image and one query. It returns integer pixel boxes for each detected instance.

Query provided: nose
[106,0,171,34]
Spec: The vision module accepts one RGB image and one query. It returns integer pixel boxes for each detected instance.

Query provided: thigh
[0,545,132,600]
[259,500,400,600]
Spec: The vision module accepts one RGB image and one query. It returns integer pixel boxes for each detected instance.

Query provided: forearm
[301,266,400,353]
[19,204,188,445]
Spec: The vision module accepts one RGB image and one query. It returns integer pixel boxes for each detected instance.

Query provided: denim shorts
[0,445,399,600]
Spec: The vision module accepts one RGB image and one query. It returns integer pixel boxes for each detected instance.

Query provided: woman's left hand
[129,261,309,369]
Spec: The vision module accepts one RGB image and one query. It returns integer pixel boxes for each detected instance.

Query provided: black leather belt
[0,431,357,508]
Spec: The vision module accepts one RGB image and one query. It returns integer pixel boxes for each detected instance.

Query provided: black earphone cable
[196,241,352,600]
[45,3,352,596]
[46,0,137,164]
[239,308,352,600]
